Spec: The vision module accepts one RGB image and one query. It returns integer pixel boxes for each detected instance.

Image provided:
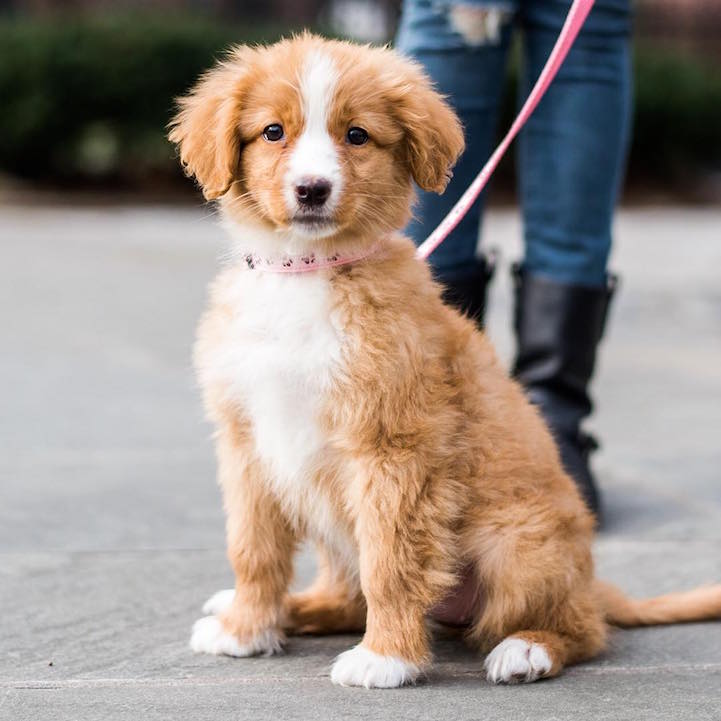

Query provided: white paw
[484,637,553,684]
[202,588,235,615]
[190,616,283,657]
[330,645,420,689]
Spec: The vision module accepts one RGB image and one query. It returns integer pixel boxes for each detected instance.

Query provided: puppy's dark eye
[262,124,284,142]
[347,127,369,146]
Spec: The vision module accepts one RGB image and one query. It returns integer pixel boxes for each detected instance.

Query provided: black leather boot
[511,266,617,517]
[438,253,497,327]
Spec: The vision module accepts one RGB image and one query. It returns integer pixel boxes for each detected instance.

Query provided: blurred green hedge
[0,15,285,187]
[630,48,721,185]
[1,15,720,192]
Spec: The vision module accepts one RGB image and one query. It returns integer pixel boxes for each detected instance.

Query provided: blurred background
[0,0,720,203]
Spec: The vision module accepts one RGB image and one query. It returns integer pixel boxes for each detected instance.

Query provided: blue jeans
[396,0,632,288]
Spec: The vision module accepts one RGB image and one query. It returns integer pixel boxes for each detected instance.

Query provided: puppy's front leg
[331,458,454,688]
[191,424,295,657]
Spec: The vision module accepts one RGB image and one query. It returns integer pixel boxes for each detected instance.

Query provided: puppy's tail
[595,579,721,627]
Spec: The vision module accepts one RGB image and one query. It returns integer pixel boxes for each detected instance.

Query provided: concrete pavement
[1,205,720,720]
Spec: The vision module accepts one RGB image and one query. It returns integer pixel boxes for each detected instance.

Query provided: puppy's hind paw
[330,645,421,689]
[190,616,283,658]
[484,637,552,684]
[201,588,235,615]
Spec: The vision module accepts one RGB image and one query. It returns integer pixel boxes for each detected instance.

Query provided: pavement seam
[4,663,721,689]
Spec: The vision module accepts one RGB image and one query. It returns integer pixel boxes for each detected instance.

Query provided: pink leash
[415,0,595,260]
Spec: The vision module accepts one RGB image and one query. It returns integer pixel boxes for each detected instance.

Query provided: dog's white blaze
[198,266,357,573]
[284,51,342,215]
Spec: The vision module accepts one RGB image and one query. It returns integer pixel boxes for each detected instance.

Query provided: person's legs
[396,0,517,322]
[514,0,633,515]
[518,0,632,285]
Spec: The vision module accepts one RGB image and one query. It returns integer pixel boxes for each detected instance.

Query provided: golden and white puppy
[169,34,721,688]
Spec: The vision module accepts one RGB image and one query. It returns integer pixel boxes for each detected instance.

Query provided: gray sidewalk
[1,206,720,720]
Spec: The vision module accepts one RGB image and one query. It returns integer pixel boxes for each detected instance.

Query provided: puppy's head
[169,34,464,248]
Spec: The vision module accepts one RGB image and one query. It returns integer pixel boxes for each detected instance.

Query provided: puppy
[169,34,721,688]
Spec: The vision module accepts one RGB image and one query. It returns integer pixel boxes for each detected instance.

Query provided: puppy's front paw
[484,637,552,684]
[330,645,420,689]
[190,616,283,658]
[201,588,235,615]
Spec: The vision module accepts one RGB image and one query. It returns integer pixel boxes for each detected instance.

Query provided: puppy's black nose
[295,177,332,207]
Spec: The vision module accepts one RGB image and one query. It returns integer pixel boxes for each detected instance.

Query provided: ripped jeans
[396,0,632,287]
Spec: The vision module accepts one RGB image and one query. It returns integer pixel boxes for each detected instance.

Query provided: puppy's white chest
[211,272,344,488]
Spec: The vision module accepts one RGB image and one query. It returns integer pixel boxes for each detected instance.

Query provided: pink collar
[242,240,383,274]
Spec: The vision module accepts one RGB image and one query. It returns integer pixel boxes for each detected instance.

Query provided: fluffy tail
[595,580,721,627]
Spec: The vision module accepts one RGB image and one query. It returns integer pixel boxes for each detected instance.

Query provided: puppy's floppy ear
[168,47,251,200]
[388,56,465,194]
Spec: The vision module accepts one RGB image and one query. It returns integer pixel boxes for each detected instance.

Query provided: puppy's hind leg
[285,544,366,635]
[467,503,607,683]
[478,592,607,684]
